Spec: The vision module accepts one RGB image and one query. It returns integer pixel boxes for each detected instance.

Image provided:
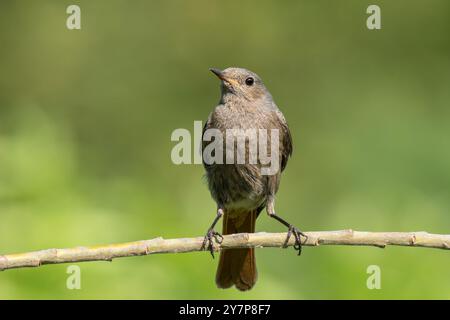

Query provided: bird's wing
[201,113,213,169]
[274,109,293,172]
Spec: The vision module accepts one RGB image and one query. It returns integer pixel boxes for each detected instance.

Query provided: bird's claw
[283,226,307,255]
[201,229,223,258]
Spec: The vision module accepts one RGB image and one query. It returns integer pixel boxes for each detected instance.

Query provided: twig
[1,230,449,271]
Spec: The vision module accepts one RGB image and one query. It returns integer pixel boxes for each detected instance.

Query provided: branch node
[410,234,417,245]
[312,237,321,246]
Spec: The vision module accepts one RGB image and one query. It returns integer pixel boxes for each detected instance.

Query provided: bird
[201,67,306,291]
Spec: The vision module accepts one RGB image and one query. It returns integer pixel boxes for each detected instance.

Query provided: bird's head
[209,67,271,102]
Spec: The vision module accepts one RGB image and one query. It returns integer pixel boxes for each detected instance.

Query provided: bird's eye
[245,77,254,86]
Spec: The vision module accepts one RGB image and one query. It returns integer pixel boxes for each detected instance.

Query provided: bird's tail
[215,209,258,291]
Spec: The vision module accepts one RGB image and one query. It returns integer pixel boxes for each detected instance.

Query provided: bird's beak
[209,68,238,87]
[209,68,225,80]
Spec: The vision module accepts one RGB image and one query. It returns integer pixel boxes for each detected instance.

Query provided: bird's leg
[201,207,224,258]
[267,198,307,255]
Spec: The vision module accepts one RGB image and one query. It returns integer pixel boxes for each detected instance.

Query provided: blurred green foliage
[0,1,449,299]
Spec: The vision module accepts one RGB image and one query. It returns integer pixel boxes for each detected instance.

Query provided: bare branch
[1,230,449,271]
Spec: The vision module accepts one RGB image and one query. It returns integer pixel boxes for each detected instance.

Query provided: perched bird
[201,67,305,291]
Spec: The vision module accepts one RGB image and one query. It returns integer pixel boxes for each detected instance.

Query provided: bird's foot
[283,225,307,256]
[201,229,223,258]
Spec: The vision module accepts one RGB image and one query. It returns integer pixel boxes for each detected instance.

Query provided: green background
[0,1,449,299]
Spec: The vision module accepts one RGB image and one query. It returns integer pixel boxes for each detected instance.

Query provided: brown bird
[201,67,305,291]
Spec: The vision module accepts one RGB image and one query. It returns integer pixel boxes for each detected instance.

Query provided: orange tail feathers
[215,210,258,291]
